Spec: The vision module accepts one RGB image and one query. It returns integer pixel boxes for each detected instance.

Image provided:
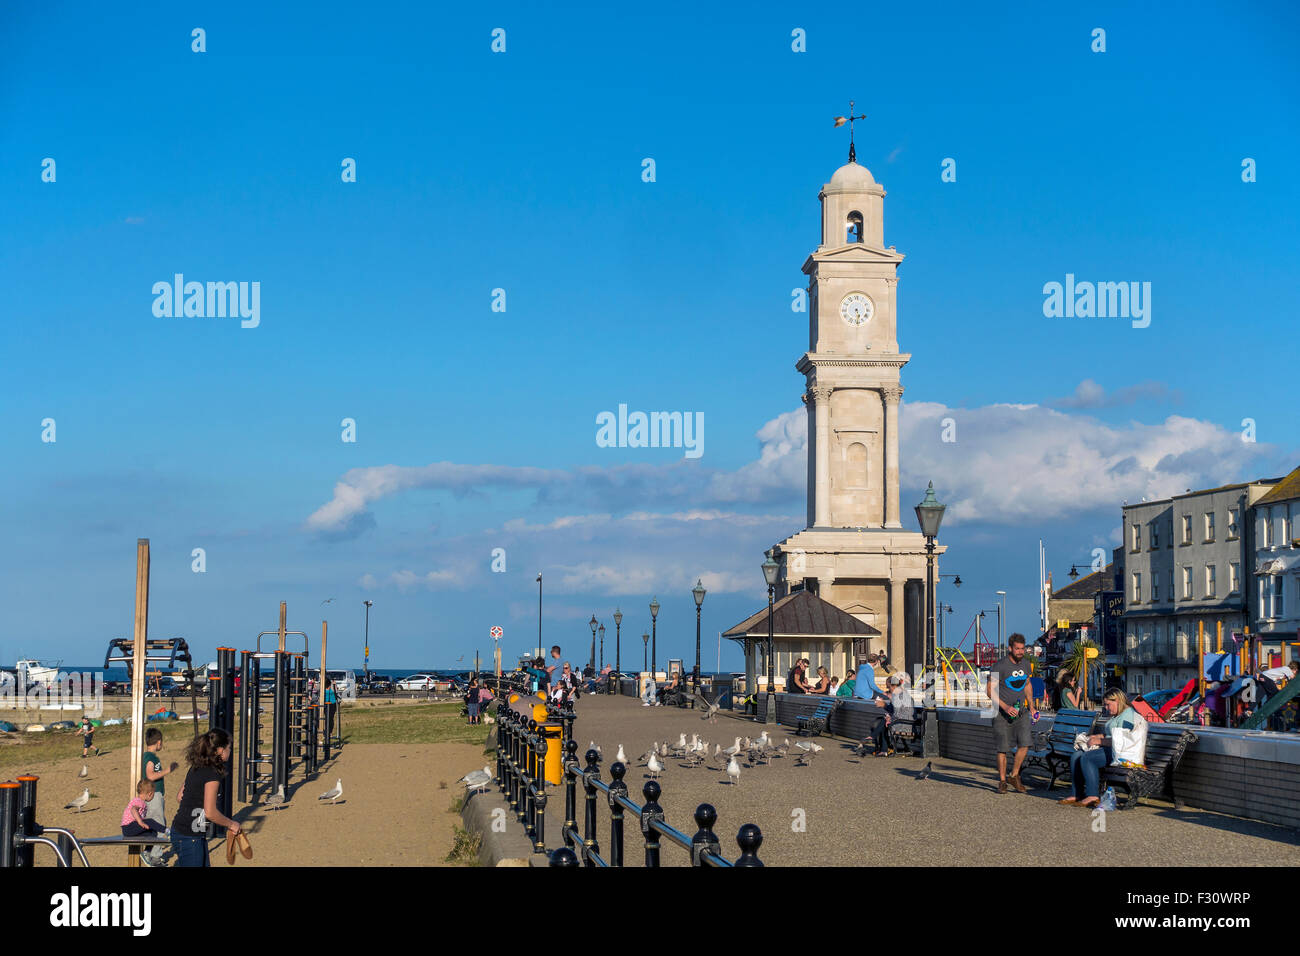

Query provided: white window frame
[1181,514,1192,545]
[1132,572,1142,603]
[1132,523,1141,552]
[1229,561,1240,594]
[1206,564,1217,599]
[1204,511,1215,542]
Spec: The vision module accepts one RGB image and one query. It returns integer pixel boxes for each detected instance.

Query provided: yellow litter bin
[530,702,564,786]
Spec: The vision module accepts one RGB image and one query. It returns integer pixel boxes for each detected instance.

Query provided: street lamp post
[762,549,780,725]
[996,590,1007,658]
[589,615,598,674]
[649,597,660,678]
[536,573,543,660]
[598,623,605,671]
[914,482,946,758]
[692,579,706,704]
[613,608,622,695]
[363,600,373,680]
[642,632,649,675]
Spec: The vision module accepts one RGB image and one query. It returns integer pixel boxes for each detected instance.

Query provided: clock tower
[772,152,943,673]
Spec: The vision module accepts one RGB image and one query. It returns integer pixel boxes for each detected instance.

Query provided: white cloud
[356,567,465,592]
[310,399,1290,534]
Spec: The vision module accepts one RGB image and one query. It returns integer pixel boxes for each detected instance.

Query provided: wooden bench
[795,697,836,736]
[1024,709,1099,789]
[1101,727,1198,809]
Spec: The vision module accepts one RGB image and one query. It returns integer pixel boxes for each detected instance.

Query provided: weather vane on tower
[834,100,866,164]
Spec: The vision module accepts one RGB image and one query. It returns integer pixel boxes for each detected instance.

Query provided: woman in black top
[171,728,241,867]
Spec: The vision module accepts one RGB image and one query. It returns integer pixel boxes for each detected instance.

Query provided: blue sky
[2,1,1297,671]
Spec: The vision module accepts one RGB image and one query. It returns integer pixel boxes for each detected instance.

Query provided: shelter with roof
[722,588,879,695]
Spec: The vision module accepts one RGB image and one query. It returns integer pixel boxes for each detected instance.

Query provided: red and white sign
[490,626,503,640]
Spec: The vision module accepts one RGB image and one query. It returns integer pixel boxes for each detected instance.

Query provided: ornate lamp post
[649,597,660,678]
[762,549,780,725]
[598,622,605,671]
[613,608,622,689]
[588,615,598,674]
[915,481,946,758]
[692,579,706,704]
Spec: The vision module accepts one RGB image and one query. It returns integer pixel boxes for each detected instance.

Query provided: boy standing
[80,715,99,758]
[142,727,178,864]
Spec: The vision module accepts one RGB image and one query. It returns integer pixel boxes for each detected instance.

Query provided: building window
[1181,566,1192,599]
[1168,569,1174,601]
[1205,565,1217,599]
[1151,522,1159,549]
[1132,572,1142,603]
[1274,576,1285,620]
[1152,574,1160,602]
[1204,511,1215,542]
[1137,674,1144,694]
[1284,510,1293,545]
[1229,562,1240,594]
[1175,627,1189,660]
[1131,523,1141,552]
[1181,514,1192,545]
[1154,673,1163,691]
[1264,506,1275,548]
[1228,506,1240,540]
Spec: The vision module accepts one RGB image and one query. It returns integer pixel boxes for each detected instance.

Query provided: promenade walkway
[539,695,1300,866]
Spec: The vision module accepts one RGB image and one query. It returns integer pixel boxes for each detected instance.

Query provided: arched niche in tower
[846,211,863,244]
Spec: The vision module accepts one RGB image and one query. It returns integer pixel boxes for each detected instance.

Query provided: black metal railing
[495,699,553,854]
[550,742,762,867]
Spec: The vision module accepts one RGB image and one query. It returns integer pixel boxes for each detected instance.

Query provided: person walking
[988,633,1034,794]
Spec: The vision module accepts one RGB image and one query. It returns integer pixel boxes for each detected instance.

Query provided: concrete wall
[767,694,1300,830]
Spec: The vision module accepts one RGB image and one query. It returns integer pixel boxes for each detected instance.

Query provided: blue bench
[795,698,836,737]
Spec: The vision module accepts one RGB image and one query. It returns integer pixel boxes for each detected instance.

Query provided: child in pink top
[122,779,167,838]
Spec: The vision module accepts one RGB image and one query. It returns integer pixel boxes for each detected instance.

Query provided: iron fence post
[641,780,664,868]
[734,823,764,866]
[608,761,628,867]
[582,748,600,866]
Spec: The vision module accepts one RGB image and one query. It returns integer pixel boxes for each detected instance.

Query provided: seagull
[264,785,287,809]
[794,741,823,766]
[726,756,741,786]
[647,753,663,779]
[460,766,493,792]
[318,778,343,803]
[692,692,721,722]
[915,761,933,781]
[65,789,90,813]
[589,740,603,760]
[638,744,658,766]
[615,744,627,765]
[78,764,88,779]
[658,742,670,758]
[320,597,335,605]
[722,737,743,760]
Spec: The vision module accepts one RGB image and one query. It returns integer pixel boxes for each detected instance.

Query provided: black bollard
[734,823,764,867]
[0,781,17,868]
[534,734,547,854]
[607,761,628,867]
[16,775,38,868]
[549,846,580,867]
[690,804,721,867]
[272,651,289,798]
[562,739,578,848]
[524,719,538,838]
[581,748,601,865]
[641,780,664,868]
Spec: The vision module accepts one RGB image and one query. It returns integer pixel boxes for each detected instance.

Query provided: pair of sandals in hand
[224,829,253,865]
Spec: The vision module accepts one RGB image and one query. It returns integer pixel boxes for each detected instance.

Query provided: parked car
[145,677,181,697]
[364,674,394,694]
[326,669,356,699]
[395,673,438,692]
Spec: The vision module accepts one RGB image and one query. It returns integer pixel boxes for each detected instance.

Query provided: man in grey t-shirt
[987,634,1034,794]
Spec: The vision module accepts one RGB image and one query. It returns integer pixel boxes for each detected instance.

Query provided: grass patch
[341,702,491,747]
[448,794,464,814]
[0,721,199,773]
[445,824,482,865]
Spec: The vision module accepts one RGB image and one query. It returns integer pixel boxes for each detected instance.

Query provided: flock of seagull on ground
[575,731,826,788]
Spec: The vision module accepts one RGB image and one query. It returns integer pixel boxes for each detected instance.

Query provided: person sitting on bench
[1058,688,1147,810]
[657,671,682,705]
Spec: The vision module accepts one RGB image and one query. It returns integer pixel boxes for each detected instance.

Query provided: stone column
[882,385,903,528]
[889,575,906,667]
[812,385,833,527]
[885,276,899,348]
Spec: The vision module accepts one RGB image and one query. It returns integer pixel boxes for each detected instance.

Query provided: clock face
[840,292,874,327]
